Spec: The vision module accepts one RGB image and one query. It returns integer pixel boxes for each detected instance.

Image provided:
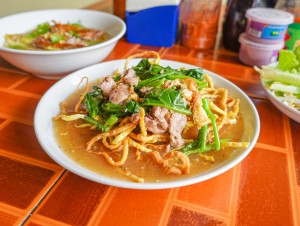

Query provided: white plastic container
[238,33,284,66]
[245,7,294,44]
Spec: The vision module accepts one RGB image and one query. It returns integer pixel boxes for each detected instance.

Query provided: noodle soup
[52,51,249,183]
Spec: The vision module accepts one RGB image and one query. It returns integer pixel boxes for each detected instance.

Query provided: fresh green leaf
[84,86,103,118]
[101,102,125,114]
[50,34,65,44]
[277,49,299,71]
[294,45,300,62]
[142,88,192,115]
[125,100,140,114]
[27,22,51,38]
[113,74,122,82]
[101,100,140,117]
[183,68,204,80]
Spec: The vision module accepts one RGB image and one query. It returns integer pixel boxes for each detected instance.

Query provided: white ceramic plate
[261,80,300,123]
[34,59,260,189]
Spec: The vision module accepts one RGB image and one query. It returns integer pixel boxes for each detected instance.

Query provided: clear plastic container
[179,0,222,49]
[245,7,294,43]
[238,33,285,66]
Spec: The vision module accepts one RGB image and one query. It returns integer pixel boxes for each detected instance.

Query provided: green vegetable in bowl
[255,46,300,111]
[4,21,111,51]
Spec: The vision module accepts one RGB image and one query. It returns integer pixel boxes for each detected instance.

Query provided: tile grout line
[0,148,62,172]
[0,118,11,130]
[255,142,288,154]
[86,186,119,226]
[123,44,141,58]
[284,118,300,226]
[18,169,67,226]
[22,215,72,226]
[157,188,179,226]
[7,74,32,89]
[173,199,229,221]
[0,202,24,217]
[0,87,41,99]
[0,67,29,75]
[0,113,33,125]
[228,164,242,226]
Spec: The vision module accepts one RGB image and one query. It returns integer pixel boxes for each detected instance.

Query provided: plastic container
[179,0,221,49]
[126,0,181,47]
[238,33,284,66]
[245,7,294,43]
[222,0,278,52]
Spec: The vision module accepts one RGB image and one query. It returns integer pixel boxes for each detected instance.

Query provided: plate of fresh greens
[255,46,300,123]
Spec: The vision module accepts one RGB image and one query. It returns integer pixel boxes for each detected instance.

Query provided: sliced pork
[109,83,130,104]
[169,112,187,148]
[99,76,116,96]
[123,69,139,86]
[144,115,168,134]
[151,106,170,130]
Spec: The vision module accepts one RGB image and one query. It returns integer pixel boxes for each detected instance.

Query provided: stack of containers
[125,0,181,47]
[238,7,294,66]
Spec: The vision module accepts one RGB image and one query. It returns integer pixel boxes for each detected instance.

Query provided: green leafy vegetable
[104,115,119,128]
[101,100,140,117]
[134,59,205,90]
[84,86,103,118]
[181,125,207,155]
[257,65,300,86]
[142,88,192,115]
[183,68,204,80]
[50,34,65,44]
[61,114,108,132]
[269,82,300,94]
[277,49,299,71]
[27,22,51,38]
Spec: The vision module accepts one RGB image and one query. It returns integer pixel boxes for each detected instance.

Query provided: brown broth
[53,87,245,183]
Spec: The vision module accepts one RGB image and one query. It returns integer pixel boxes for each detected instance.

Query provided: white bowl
[34,59,260,189]
[261,80,300,123]
[0,9,126,79]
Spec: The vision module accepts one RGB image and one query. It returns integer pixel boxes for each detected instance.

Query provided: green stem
[83,115,108,132]
[202,98,220,151]
[200,124,208,152]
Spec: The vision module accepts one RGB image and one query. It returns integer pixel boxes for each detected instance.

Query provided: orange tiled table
[1,39,300,226]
